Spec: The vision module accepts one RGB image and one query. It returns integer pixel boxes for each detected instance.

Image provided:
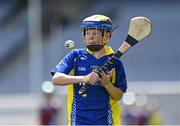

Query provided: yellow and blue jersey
[51,46,127,125]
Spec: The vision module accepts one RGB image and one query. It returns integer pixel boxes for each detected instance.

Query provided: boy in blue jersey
[51,14,127,125]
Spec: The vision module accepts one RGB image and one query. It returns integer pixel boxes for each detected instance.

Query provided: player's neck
[92,47,106,59]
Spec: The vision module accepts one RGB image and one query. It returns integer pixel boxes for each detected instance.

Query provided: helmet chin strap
[86,44,104,52]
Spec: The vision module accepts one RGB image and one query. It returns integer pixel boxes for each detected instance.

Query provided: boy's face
[84,29,104,46]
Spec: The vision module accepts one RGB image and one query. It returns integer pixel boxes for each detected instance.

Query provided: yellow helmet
[81,15,112,44]
[81,14,112,32]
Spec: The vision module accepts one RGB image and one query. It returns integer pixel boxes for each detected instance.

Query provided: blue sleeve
[114,60,127,93]
[51,49,77,76]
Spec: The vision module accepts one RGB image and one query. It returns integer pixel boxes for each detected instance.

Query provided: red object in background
[40,106,52,125]
[39,101,59,125]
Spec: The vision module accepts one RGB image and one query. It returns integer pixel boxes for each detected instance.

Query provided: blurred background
[0,0,179,125]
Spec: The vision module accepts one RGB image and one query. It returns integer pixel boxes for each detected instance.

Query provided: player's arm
[52,72,99,86]
[52,72,84,86]
[100,69,123,101]
[104,82,123,101]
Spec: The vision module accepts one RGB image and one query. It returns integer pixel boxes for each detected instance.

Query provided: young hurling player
[51,14,127,125]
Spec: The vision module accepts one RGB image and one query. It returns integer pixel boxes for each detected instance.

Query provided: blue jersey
[51,46,127,125]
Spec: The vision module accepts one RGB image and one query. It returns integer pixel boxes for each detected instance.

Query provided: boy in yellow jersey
[51,14,127,125]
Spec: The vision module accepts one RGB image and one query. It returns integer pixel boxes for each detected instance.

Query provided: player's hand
[100,68,115,86]
[83,71,99,85]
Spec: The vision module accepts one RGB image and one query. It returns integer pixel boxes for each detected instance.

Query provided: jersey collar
[86,46,114,56]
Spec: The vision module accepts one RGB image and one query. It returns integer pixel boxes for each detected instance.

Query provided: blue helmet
[81,15,112,32]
